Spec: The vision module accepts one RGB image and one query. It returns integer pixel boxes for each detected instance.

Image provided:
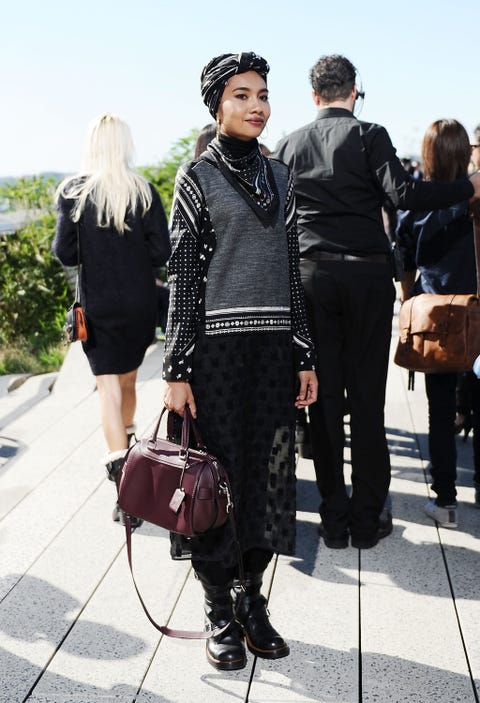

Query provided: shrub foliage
[0,176,70,355]
[0,131,198,374]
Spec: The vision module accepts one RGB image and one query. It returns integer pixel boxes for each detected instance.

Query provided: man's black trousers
[300,257,396,541]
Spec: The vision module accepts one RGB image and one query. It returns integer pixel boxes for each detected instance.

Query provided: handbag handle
[148,406,205,453]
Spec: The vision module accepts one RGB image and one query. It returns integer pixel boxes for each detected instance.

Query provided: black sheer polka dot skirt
[187,329,297,567]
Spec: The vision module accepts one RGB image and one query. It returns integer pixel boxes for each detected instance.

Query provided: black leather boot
[200,579,247,671]
[234,573,289,659]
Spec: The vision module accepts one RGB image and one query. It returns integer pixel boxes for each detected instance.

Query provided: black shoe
[205,620,247,671]
[112,502,144,529]
[378,509,393,538]
[318,524,349,549]
[351,512,393,549]
[105,457,124,483]
[235,573,289,660]
[350,532,379,549]
[169,532,192,560]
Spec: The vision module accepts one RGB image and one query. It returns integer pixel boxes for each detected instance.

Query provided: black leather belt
[303,251,390,264]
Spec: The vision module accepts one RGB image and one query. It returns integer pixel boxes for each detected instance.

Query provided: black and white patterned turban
[200,52,270,118]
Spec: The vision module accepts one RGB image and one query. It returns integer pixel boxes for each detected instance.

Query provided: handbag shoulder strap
[123,513,239,639]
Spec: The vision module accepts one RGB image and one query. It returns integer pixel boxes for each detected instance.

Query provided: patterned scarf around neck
[207,136,279,225]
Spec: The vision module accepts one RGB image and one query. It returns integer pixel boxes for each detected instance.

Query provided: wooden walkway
[0,326,479,702]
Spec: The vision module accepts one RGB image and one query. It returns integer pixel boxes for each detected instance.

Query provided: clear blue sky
[1,0,477,177]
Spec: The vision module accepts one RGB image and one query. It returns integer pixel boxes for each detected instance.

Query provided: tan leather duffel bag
[394,293,480,373]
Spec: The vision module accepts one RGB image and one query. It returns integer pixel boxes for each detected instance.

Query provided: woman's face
[217,71,270,141]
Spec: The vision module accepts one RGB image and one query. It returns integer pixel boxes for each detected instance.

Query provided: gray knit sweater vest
[195,158,291,336]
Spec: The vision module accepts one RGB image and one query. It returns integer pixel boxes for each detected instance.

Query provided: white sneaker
[424,499,458,528]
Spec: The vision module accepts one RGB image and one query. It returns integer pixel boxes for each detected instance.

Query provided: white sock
[101,448,127,466]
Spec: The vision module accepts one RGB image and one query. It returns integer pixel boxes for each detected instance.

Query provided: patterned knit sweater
[163,152,315,381]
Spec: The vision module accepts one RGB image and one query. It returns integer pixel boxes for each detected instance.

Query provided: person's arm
[162,165,205,416]
[400,270,417,302]
[143,185,171,267]
[52,193,79,265]
[395,210,418,301]
[365,125,475,211]
[284,170,317,378]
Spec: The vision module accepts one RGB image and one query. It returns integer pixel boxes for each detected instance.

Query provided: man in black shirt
[273,54,480,549]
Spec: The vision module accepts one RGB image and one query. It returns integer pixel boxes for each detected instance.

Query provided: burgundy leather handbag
[118,406,233,536]
[117,407,242,639]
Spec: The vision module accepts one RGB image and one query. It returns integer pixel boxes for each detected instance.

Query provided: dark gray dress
[53,184,170,375]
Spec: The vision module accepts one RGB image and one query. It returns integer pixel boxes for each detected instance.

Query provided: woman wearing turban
[163,52,318,671]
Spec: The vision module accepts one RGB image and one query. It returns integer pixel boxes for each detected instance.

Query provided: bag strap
[123,510,241,639]
[120,407,245,639]
[74,224,82,304]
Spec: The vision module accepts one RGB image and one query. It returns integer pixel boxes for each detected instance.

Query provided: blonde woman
[53,113,170,525]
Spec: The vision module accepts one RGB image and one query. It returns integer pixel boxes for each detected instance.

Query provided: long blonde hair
[56,113,152,233]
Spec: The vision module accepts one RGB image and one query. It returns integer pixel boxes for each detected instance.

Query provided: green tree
[140,129,198,215]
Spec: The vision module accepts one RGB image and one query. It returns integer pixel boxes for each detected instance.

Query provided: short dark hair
[309,54,357,102]
[421,119,470,181]
[194,123,216,158]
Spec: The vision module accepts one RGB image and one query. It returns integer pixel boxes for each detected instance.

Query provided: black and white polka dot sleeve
[285,171,316,372]
[163,164,206,382]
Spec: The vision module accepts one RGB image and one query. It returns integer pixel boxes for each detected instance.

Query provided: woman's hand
[295,370,318,408]
[164,381,197,418]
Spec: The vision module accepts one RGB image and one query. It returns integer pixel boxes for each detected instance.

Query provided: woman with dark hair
[397,118,480,527]
[163,52,317,671]
[194,123,217,158]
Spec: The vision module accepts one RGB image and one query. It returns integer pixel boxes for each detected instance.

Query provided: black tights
[193,548,273,585]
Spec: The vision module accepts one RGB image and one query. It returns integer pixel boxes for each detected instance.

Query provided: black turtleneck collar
[205,135,279,226]
[218,133,258,160]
